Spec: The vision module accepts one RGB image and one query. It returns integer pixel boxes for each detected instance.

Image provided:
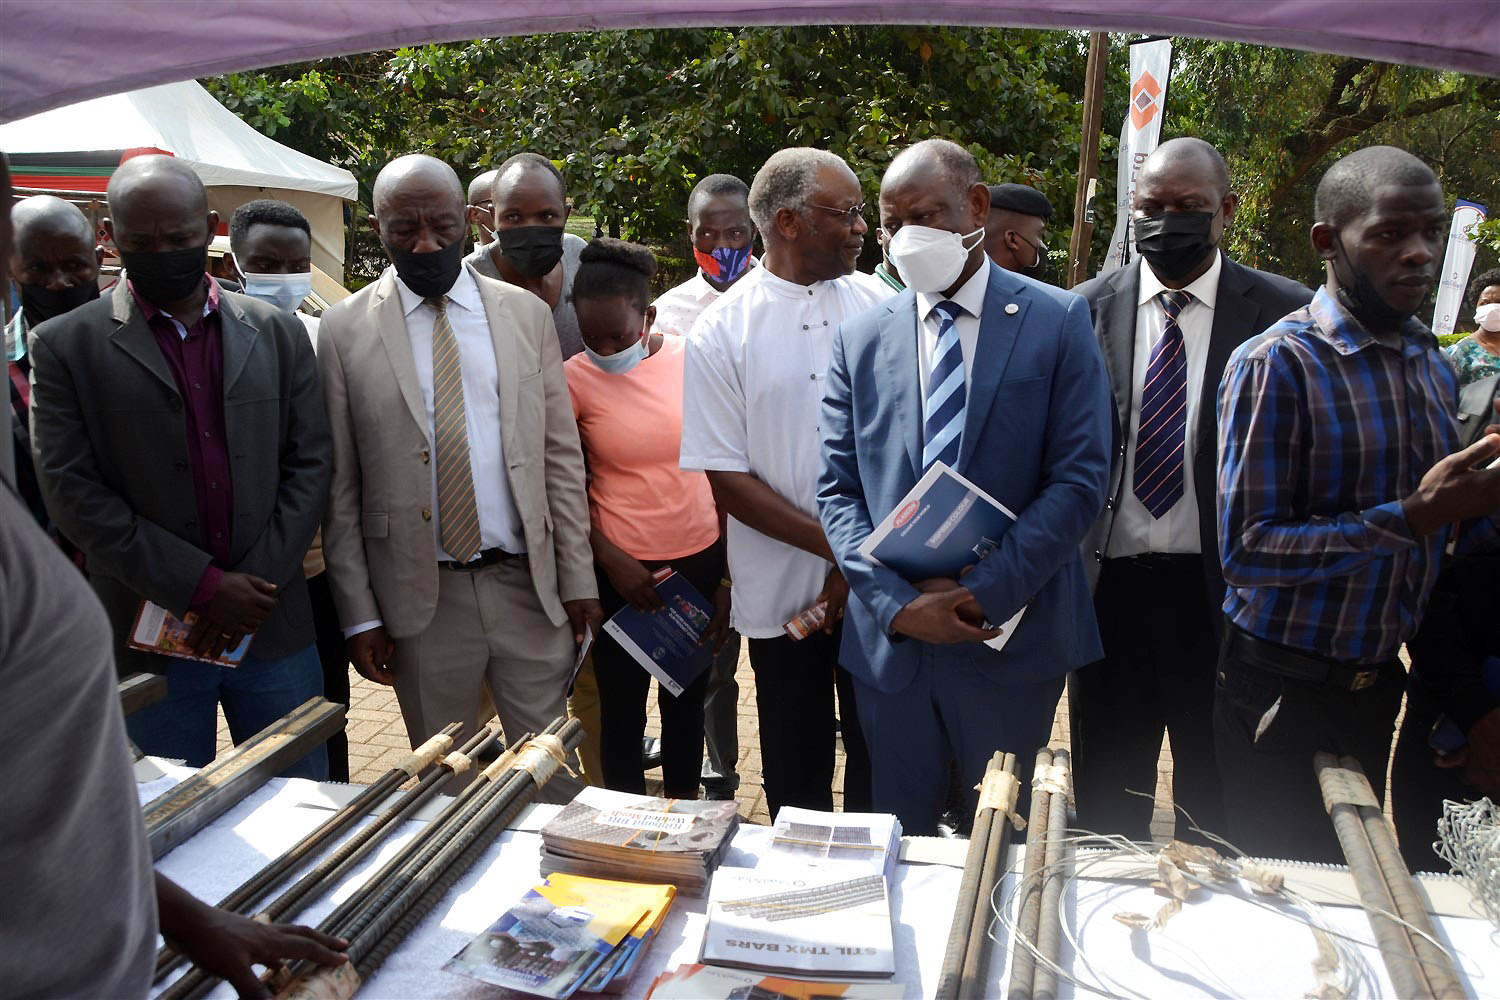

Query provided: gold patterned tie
[428,297,482,562]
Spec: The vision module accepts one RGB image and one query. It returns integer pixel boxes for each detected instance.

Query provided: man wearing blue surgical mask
[228,199,318,343]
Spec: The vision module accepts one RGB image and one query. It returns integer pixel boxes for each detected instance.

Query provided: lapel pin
[1004,303,1019,315]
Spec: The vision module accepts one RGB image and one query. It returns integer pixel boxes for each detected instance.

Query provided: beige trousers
[391,558,582,802]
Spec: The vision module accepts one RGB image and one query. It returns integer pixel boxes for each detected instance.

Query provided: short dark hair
[690,173,750,205]
[1469,267,1500,309]
[1314,146,1437,230]
[494,152,566,195]
[229,199,311,255]
[574,238,658,311]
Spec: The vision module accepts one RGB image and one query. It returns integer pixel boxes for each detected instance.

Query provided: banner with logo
[1431,199,1487,338]
[1101,37,1173,274]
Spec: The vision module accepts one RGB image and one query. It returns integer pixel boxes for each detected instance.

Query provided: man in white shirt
[682,147,889,815]
[653,171,757,800]
[1071,138,1311,842]
[319,155,599,791]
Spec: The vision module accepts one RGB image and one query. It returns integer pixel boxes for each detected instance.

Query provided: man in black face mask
[983,183,1054,282]
[320,154,599,793]
[7,195,100,536]
[27,153,333,777]
[464,152,587,359]
[1069,137,1312,846]
[1214,145,1500,862]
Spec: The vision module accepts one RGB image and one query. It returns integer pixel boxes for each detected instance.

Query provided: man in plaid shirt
[1214,146,1500,863]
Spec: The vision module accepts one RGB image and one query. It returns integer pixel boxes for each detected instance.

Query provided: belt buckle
[1350,669,1378,691]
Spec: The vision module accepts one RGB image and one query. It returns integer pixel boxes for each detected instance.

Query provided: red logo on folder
[894,500,920,528]
[1129,71,1163,130]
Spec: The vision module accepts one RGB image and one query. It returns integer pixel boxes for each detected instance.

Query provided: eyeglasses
[809,202,866,226]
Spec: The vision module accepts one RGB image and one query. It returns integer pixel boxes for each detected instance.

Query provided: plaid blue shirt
[1218,287,1496,665]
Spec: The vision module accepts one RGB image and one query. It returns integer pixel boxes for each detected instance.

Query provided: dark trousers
[593,545,721,798]
[747,627,871,816]
[1213,624,1404,863]
[307,570,351,782]
[1073,555,1224,843]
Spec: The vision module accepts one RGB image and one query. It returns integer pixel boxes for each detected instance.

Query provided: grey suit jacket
[28,279,332,669]
[317,265,596,639]
[1074,254,1313,609]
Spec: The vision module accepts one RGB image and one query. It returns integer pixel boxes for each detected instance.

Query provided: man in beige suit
[319,155,600,780]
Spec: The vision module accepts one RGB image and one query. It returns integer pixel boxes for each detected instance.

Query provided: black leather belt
[437,548,526,572]
[1222,625,1389,693]
[1109,552,1201,571]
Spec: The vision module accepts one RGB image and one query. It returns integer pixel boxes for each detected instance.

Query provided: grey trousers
[701,633,741,791]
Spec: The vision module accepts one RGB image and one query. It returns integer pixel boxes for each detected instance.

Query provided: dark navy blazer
[818,260,1113,694]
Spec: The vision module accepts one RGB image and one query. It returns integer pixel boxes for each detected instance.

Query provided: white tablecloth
[140,768,1500,999]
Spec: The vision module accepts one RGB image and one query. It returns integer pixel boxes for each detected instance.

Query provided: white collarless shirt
[1106,252,1223,557]
[915,260,991,399]
[651,261,758,339]
[394,266,527,559]
[681,265,891,636]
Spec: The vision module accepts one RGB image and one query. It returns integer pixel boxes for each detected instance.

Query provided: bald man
[1069,137,1311,845]
[319,154,597,791]
[27,154,333,776]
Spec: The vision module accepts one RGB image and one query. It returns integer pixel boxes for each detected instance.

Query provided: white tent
[0,80,358,282]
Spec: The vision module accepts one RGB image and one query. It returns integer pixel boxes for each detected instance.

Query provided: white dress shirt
[915,260,991,398]
[1106,252,1223,557]
[651,262,757,339]
[681,265,891,637]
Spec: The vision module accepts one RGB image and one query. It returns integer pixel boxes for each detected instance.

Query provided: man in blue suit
[819,140,1112,833]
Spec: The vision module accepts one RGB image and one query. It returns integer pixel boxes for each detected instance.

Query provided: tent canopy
[0,0,1494,126]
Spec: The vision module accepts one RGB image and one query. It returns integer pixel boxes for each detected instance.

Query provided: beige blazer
[318,265,596,638]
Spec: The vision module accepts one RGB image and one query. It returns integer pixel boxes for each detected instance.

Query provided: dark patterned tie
[428,297,482,562]
[1132,289,1193,519]
[923,300,966,470]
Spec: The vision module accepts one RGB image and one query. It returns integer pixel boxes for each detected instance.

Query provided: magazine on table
[763,807,903,882]
[856,460,1026,652]
[601,568,714,696]
[127,600,251,666]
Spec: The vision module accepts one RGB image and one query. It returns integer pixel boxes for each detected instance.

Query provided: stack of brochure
[763,806,902,881]
[645,964,905,999]
[446,873,675,998]
[540,787,740,895]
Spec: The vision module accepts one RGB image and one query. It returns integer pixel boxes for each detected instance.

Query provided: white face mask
[1475,302,1500,333]
[584,330,649,375]
[886,224,985,294]
[239,267,313,314]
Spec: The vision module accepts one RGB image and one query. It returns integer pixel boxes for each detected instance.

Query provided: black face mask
[1330,234,1414,333]
[21,279,100,326]
[387,236,467,299]
[1018,236,1052,285]
[120,245,208,306]
[497,225,565,277]
[1133,210,1219,283]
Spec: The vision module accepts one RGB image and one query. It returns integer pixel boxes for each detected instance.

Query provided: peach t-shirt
[564,335,719,561]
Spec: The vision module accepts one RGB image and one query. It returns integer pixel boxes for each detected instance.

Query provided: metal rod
[1032,748,1071,1000]
[1007,747,1055,1000]
[1314,752,1432,1000]
[962,752,1018,997]
[935,752,1001,1000]
[143,697,346,860]
[118,672,167,716]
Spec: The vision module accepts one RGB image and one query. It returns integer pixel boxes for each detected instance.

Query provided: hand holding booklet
[128,600,251,666]
[601,569,714,696]
[856,461,1026,651]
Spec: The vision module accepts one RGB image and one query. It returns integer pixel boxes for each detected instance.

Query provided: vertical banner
[1432,199,1487,338]
[1101,37,1173,274]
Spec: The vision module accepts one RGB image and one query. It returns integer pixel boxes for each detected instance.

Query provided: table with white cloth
[138,765,1500,999]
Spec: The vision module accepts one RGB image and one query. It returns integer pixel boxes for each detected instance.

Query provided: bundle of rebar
[1007,747,1071,1000]
[273,719,587,1000]
[151,721,468,983]
[935,750,1021,1000]
[1006,747,1054,1000]
[143,696,346,859]
[1314,752,1467,1000]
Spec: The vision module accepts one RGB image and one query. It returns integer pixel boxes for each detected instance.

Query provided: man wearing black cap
[984,183,1054,282]
[1070,138,1311,845]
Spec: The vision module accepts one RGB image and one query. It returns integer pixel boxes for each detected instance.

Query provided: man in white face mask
[818,139,1113,834]
[228,199,318,340]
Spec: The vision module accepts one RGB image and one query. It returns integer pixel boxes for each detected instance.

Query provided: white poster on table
[1101,36,1174,274]
[1431,199,1487,338]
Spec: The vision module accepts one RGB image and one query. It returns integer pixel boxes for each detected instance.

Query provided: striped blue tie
[1132,289,1193,519]
[923,300,966,470]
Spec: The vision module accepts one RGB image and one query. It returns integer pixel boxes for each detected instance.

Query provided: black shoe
[641,737,663,768]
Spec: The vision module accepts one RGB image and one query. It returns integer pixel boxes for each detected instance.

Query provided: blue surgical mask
[239,268,313,314]
[584,333,649,375]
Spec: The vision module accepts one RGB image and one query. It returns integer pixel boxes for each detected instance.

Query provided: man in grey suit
[319,155,599,787]
[1071,138,1312,842]
[28,154,332,777]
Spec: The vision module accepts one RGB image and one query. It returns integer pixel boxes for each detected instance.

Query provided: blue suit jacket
[818,261,1112,694]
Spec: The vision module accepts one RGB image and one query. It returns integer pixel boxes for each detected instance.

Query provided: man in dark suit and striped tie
[1071,138,1312,844]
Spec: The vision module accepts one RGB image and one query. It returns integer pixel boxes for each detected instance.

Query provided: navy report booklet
[602,569,714,697]
[857,461,1026,651]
